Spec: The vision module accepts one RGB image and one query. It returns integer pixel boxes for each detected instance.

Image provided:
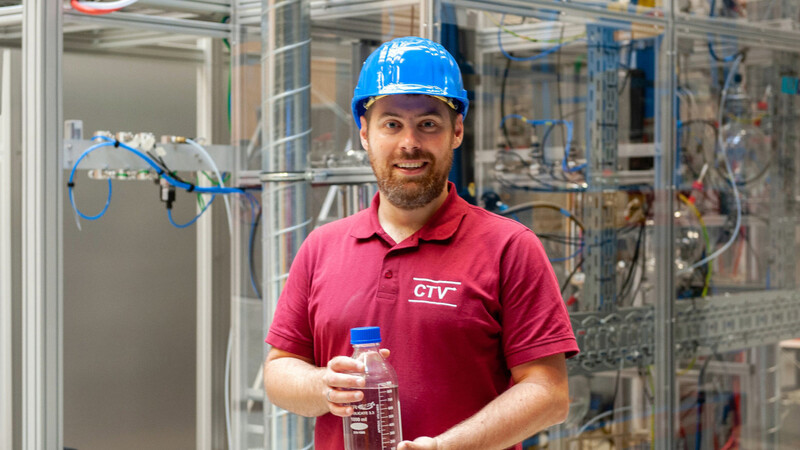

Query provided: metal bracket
[260,166,376,185]
[569,290,800,374]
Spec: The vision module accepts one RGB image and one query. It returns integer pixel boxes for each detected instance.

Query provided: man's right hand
[264,347,392,418]
[321,348,391,417]
[321,355,366,417]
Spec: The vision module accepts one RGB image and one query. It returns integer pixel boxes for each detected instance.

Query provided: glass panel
[670,31,800,449]
[442,2,800,449]
[681,0,800,27]
[249,1,800,448]
[443,3,667,448]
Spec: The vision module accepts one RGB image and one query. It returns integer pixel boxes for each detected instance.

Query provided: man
[264,36,578,450]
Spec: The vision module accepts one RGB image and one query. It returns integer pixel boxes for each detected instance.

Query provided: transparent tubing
[261,0,313,449]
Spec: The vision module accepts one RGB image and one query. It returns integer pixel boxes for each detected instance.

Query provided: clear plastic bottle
[343,326,402,450]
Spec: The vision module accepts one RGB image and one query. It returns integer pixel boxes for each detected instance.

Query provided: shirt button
[384,270,393,279]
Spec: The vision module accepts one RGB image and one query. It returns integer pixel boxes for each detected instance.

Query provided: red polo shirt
[267,183,578,449]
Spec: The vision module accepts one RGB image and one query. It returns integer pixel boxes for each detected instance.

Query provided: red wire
[69,0,124,15]
[720,427,738,450]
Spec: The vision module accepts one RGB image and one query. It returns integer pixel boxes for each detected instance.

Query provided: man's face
[359,94,464,210]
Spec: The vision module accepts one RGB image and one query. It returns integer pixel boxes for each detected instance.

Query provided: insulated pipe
[261,0,313,448]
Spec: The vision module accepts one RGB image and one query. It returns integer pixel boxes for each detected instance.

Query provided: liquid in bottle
[343,326,402,450]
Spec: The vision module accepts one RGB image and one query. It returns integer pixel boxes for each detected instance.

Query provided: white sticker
[350,423,369,431]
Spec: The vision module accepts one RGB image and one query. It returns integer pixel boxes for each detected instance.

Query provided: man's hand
[321,348,392,417]
[398,437,440,449]
[394,354,569,450]
[321,355,366,417]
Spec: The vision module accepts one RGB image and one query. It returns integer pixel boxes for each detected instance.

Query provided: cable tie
[67,182,75,188]
[187,184,195,193]
[114,140,120,148]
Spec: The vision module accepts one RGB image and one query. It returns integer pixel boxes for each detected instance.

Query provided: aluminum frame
[62,139,236,172]
[21,1,63,449]
[18,2,240,449]
[0,47,13,450]
[195,36,229,450]
[652,1,677,448]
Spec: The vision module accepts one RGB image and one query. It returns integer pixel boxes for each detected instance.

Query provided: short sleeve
[265,237,316,360]
[500,229,579,368]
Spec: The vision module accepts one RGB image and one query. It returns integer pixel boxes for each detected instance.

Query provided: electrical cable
[167,196,216,228]
[220,16,233,131]
[197,172,230,209]
[547,245,583,263]
[249,209,263,300]
[500,115,582,173]
[561,257,584,294]
[577,406,632,436]
[493,14,586,63]
[707,0,743,63]
[677,119,718,174]
[536,232,584,246]
[618,38,635,96]
[185,138,234,234]
[618,220,645,302]
[539,122,556,164]
[202,171,230,185]
[494,174,585,193]
[678,54,744,275]
[678,194,712,297]
[72,136,246,230]
[695,355,713,450]
[69,0,138,15]
[69,180,112,224]
[225,328,233,450]
[497,200,585,263]
[92,136,243,194]
[147,151,192,188]
[68,141,116,228]
[500,56,514,150]
[676,356,698,377]
[556,23,567,150]
[498,200,586,231]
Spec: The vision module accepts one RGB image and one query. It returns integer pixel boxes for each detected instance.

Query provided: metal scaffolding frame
[5,0,800,448]
[21,2,63,449]
[6,1,241,448]
[0,47,13,450]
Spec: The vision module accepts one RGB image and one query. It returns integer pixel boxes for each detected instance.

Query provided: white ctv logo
[409,278,461,308]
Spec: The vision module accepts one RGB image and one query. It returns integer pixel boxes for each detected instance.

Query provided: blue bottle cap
[350,326,381,345]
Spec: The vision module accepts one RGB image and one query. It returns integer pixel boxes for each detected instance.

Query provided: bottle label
[343,386,401,449]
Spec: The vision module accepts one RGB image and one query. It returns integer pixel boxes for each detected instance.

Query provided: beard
[370,148,453,210]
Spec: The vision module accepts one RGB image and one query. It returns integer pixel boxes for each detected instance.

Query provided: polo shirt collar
[349,181,468,243]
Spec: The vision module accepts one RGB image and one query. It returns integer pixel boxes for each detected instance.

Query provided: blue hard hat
[351,36,469,129]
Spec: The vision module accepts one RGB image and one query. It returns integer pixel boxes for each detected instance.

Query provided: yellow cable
[676,356,697,377]
[678,194,711,297]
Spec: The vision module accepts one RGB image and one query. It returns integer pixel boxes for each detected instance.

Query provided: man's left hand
[397,437,440,449]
